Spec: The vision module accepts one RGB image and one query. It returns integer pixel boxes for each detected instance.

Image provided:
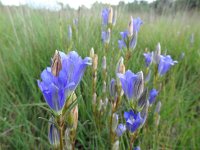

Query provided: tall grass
[0,5,199,149]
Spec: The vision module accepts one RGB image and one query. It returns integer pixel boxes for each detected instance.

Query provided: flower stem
[59,126,63,150]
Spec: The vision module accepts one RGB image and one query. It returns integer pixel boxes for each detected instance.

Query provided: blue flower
[124,110,143,133]
[149,89,158,104]
[115,124,126,137]
[158,55,178,76]
[143,52,152,67]
[38,51,92,114]
[102,28,111,44]
[118,17,142,50]
[117,70,144,100]
[102,8,109,26]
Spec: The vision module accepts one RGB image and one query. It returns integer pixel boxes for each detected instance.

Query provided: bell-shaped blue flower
[117,70,144,100]
[149,89,159,105]
[158,55,178,76]
[102,8,109,26]
[124,110,143,133]
[102,28,111,44]
[37,51,92,114]
[134,146,141,150]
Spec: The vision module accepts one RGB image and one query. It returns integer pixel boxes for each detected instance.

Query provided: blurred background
[0,0,200,149]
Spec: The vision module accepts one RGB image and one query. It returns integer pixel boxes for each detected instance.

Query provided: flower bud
[134,71,144,99]
[138,88,148,109]
[93,54,98,70]
[155,114,160,126]
[153,42,161,64]
[116,57,125,74]
[128,16,133,37]
[98,99,103,112]
[102,56,107,70]
[90,47,94,58]
[155,101,162,114]
[92,93,97,106]
[64,128,72,150]
[112,113,119,132]
[72,104,78,130]
[108,7,113,24]
[68,25,72,41]
[102,81,107,94]
[112,10,117,26]
[115,124,126,137]
[51,50,62,77]
[112,140,119,150]
[48,116,60,147]
[109,78,116,97]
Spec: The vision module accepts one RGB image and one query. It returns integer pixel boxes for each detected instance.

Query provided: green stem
[59,126,63,150]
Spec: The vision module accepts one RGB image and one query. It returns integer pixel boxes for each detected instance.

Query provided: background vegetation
[0,0,200,149]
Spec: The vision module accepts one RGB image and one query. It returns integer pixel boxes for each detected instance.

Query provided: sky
[1,0,155,10]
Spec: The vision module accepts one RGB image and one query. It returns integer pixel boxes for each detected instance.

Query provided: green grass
[0,5,200,149]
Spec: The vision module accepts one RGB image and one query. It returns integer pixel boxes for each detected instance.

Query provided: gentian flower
[117,70,144,100]
[115,124,126,137]
[148,89,159,105]
[102,28,111,44]
[143,52,152,67]
[118,17,142,50]
[158,55,178,76]
[124,110,143,133]
[38,51,92,114]
[102,7,116,27]
[48,116,59,146]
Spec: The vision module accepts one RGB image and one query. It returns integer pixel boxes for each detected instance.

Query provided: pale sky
[1,0,155,10]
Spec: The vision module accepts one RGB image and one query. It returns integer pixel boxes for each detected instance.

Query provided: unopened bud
[93,54,98,70]
[48,116,60,147]
[64,128,72,150]
[109,78,116,97]
[155,101,162,114]
[98,99,103,111]
[102,56,107,70]
[112,113,119,132]
[138,88,148,109]
[90,47,94,58]
[108,7,113,24]
[134,71,144,99]
[103,81,106,93]
[116,57,125,74]
[112,140,119,150]
[72,105,78,130]
[128,16,133,37]
[112,10,117,26]
[51,50,62,77]
[93,93,97,105]
[68,25,72,41]
[155,114,160,126]
[153,43,161,64]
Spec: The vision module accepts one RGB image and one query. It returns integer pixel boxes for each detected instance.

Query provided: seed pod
[51,50,62,77]
[155,101,162,114]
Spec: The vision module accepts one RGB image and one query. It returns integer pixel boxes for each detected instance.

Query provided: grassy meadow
[0,5,200,149]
